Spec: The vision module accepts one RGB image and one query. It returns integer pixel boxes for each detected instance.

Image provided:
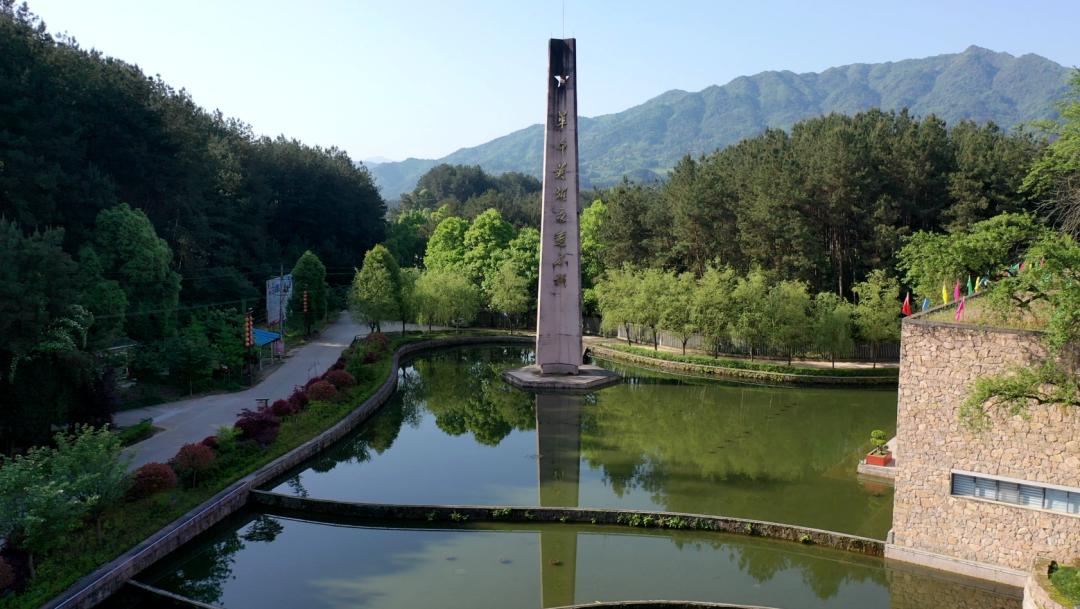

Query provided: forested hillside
[372,46,1070,199]
[0,4,384,450]
[0,3,386,301]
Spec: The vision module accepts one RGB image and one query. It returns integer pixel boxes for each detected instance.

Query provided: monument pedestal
[502,365,619,393]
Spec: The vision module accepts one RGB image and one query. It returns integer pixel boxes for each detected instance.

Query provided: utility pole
[278,263,285,359]
[303,289,311,338]
[244,308,254,386]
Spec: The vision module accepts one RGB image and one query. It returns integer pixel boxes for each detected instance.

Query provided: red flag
[955,297,966,321]
[901,293,912,316]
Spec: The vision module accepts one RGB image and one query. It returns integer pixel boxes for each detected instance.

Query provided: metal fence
[615,323,900,363]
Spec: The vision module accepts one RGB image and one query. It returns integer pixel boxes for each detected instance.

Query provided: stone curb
[249,490,885,557]
[590,346,899,386]
[41,335,533,609]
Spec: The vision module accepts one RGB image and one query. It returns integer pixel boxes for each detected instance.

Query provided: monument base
[502,365,620,393]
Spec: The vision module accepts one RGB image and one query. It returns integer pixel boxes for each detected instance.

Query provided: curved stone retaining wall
[42,335,533,609]
[249,490,885,556]
[589,346,898,387]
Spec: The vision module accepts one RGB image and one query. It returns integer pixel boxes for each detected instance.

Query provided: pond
[268,346,897,538]
[135,510,1018,609]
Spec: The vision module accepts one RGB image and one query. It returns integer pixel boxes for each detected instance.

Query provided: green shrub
[1050,565,1080,606]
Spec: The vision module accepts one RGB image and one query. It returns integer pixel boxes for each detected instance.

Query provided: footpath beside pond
[116,312,367,468]
[588,342,899,386]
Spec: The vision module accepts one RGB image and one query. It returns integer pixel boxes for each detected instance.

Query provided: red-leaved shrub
[288,388,309,411]
[271,398,297,417]
[362,350,378,364]
[170,443,216,487]
[305,376,322,389]
[330,357,346,371]
[200,435,218,450]
[307,379,338,401]
[128,462,178,499]
[363,331,390,352]
[235,406,281,446]
[324,369,356,389]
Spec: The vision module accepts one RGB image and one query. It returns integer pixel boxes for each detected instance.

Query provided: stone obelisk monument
[536,38,582,374]
[503,39,618,391]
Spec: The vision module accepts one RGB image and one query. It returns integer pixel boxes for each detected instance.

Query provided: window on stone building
[951,472,1080,517]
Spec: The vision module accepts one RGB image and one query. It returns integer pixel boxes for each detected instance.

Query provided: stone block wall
[891,319,1080,578]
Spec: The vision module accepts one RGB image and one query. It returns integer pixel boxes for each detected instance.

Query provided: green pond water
[268,346,897,538]
[136,510,1019,609]
[126,345,1022,609]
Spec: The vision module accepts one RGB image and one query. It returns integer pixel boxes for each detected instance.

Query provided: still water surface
[269,346,897,538]
[140,511,1018,609]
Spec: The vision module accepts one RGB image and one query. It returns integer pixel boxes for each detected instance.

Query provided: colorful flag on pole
[953,281,961,302]
[955,297,966,321]
[973,276,981,292]
[942,282,949,305]
[901,293,912,316]
[966,276,973,296]
[921,297,930,311]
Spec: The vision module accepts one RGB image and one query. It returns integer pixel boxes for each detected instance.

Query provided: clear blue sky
[26,0,1080,162]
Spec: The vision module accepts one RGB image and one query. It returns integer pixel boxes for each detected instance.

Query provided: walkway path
[118,312,367,468]
[583,336,898,370]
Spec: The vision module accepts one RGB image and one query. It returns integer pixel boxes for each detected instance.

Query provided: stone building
[887,314,1080,587]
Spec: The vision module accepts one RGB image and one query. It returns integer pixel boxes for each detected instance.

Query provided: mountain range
[369,46,1072,200]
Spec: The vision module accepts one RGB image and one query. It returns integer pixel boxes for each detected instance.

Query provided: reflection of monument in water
[536,392,583,608]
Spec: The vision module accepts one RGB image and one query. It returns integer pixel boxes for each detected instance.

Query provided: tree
[693,264,738,356]
[595,265,639,345]
[463,209,515,291]
[896,212,1047,304]
[93,204,182,341]
[767,280,812,364]
[414,270,480,330]
[350,246,400,332]
[288,250,330,326]
[852,270,901,367]
[811,292,855,368]
[580,199,608,312]
[962,232,1080,427]
[423,216,469,272]
[662,272,697,354]
[398,267,421,334]
[1023,70,1080,236]
[495,227,539,304]
[729,270,772,360]
[51,425,131,540]
[488,260,531,334]
[0,446,86,578]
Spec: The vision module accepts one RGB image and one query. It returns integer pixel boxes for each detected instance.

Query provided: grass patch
[1,331,494,609]
[115,419,157,447]
[603,343,899,378]
[921,296,1050,331]
[1050,565,1080,606]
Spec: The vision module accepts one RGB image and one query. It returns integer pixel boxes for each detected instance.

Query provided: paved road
[118,312,369,468]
